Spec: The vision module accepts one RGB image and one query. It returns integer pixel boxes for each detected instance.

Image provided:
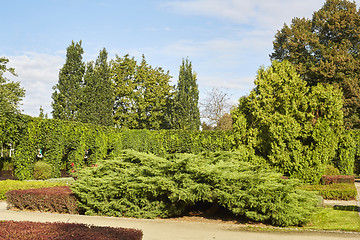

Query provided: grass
[304,206,360,232]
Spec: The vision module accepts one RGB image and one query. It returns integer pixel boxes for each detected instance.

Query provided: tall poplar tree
[52,40,85,120]
[78,48,113,126]
[173,58,200,130]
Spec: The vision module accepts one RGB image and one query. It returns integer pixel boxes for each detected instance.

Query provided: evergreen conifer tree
[173,58,200,130]
[78,48,113,126]
[52,40,85,120]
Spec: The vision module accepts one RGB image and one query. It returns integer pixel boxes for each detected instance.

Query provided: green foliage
[299,183,357,200]
[0,57,25,116]
[350,130,360,176]
[13,118,119,180]
[232,61,345,183]
[111,54,173,129]
[119,129,234,156]
[0,57,26,147]
[78,48,113,126]
[271,0,360,129]
[332,130,356,175]
[324,165,340,175]
[72,150,319,227]
[33,161,53,180]
[172,58,200,130]
[0,180,68,200]
[10,116,233,180]
[52,40,85,120]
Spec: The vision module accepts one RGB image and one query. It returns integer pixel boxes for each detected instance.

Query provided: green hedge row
[299,183,357,201]
[10,118,234,180]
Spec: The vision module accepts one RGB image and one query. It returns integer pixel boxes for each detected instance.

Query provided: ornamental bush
[33,161,52,180]
[71,149,319,227]
[232,61,345,183]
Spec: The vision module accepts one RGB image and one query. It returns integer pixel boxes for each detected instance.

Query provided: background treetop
[270,0,360,129]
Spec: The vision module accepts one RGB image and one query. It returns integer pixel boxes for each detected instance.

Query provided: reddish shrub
[0,221,143,240]
[321,175,355,185]
[6,186,79,214]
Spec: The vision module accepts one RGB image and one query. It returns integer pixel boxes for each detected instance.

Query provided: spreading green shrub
[33,161,52,180]
[71,149,319,227]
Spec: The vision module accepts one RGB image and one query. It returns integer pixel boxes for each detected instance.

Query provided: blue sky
[2,0,355,117]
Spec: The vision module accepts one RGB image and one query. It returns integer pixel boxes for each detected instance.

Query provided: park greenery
[1,0,360,228]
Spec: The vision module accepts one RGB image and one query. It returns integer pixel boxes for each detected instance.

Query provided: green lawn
[304,206,360,232]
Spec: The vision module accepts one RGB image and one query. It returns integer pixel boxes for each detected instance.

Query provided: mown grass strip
[304,206,360,232]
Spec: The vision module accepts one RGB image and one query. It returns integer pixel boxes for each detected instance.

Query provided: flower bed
[0,221,143,240]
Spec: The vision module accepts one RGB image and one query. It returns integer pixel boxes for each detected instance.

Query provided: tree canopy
[232,61,344,183]
[0,57,26,145]
[52,40,85,121]
[172,58,200,130]
[111,54,173,129]
[270,0,360,129]
[78,48,114,126]
[0,57,25,115]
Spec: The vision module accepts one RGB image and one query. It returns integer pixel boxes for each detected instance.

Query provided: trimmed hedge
[71,150,319,227]
[299,183,357,200]
[6,186,78,214]
[321,175,355,185]
[0,221,143,240]
[12,117,234,180]
[0,180,70,200]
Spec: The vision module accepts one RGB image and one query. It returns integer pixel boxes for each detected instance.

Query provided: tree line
[2,0,360,179]
[51,41,201,130]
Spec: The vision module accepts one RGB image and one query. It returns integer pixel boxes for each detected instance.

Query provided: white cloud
[163,0,325,31]
[7,52,64,117]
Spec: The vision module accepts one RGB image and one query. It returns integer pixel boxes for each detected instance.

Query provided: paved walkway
[0,181,360,240]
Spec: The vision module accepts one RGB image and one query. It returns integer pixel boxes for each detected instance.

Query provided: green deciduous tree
[0,57,25,115]
[270,0,360,129]
[232,61,344,183]
[111,55,173,129]
[52,40,85,121]
[172,58,200,130]
[0,57,25,145]
[78,48,113,126]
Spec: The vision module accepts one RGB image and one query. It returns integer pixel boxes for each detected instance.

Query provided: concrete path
[1,201,359,240]
[1,181,360,240]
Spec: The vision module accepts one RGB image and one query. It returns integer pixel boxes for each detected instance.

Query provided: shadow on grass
[333,205,359,212]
